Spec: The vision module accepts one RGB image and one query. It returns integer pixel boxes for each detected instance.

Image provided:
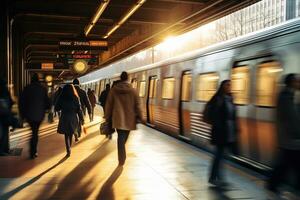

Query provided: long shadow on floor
[33,138,115,200]
[96,166,123,200]
[208,186,234,200]
[0,156,68,199]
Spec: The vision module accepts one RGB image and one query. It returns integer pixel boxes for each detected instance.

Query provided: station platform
[0,111,298,200]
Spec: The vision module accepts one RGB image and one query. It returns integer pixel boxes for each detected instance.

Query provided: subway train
[82,18,300,171]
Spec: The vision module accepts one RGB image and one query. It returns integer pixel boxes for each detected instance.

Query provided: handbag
[100,120,114,135]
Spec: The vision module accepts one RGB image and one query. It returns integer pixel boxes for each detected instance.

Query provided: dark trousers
[91,107,94,121]
[117,129,130,165]
[0,123,9,154]
[29,121,41,156]
[210,144,225,181]
[269,148,300,190]
[64,134,73,153]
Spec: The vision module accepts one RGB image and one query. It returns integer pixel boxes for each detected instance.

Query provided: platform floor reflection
[0,109,295,200]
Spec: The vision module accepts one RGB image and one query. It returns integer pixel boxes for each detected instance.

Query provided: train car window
[256,61,282,107]
[231,66,249,105]
[181,73,192,101]
[196,73,219,101]
[139,81,146,97]
[162,78,175,99]
[149,78,158,98]
[131,79,138,89]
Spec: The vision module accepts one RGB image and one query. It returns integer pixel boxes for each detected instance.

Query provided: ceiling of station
[10,0,260,79]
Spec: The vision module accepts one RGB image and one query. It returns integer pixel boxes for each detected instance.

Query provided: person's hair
[120,71,128,81]
[284,73,296,87]
[31,73,39,83]
[105,84,110,89]
[73,78,80,85]
[60,84,78,101]
[210,80,231,101]
[88,88,91,92]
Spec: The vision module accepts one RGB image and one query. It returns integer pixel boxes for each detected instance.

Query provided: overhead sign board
[41,63,54,70]
[59,40,108,50]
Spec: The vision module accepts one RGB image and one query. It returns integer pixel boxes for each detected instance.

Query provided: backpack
[202,100,214,124]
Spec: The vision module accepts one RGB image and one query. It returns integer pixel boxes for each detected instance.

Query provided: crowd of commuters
[1,71,300,198]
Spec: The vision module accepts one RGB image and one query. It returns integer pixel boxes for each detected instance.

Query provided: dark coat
[276,88,300,149]
[210,95,237,145]
[55,96,83,135]
[87,91,97,108]
[74,85,92,114]
[19,82,50,123]
[99,89,109,108]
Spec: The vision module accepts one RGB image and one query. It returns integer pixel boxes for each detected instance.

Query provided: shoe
[108,135,112,140]
[30,153,38,159]
[75,138,79,142]
[66,152,71,157]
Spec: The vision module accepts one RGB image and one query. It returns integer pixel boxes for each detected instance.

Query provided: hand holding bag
[100,120,114,135]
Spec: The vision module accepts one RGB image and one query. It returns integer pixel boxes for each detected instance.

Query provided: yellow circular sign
[73,59,88,74]
[45,75,53,82]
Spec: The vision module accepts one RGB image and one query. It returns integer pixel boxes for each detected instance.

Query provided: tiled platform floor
[0,111,297,199]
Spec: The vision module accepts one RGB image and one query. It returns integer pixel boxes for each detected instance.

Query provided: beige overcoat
[105,81,142,130]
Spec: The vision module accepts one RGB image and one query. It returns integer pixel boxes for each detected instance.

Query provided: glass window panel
[131,79,138,89]
[181,73,192,101]
[149,78,158,98]
[231,66,250,105]
[162,78,175,99]
[196,73,219,101]
[139,81,146,97]
[256,61,282,107]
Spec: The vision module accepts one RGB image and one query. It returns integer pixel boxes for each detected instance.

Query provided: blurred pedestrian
[19,73,50,159]
[105,71,142,166]
[87,88,97,121]
[99,84,110,112]
[55,84,84,157]
[52,86,62,117]
[0,78,14,156]
[267,74,300,195]
[208,80,238,187]
[73,78,92,139]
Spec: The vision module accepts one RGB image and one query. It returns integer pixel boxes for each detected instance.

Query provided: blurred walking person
[0,78,14,156]
[73,78,91,139]
[87,88,97,121]
[52,86,62,117]
[99,84,110,113]
[105,72,141,166]
[267,74,300,195]
[55,84,84,157]
[19,73,50,159]
[207,80,238,186]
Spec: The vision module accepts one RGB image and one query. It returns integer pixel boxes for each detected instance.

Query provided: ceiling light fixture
[103,0,146,39]
[84,0,110,36]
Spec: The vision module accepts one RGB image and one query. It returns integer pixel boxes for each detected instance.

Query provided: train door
[179,71,192,139]
[147,76,157,125]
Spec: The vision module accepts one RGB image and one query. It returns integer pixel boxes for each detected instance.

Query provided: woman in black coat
[208,80,238,186]
[55,84,83,157]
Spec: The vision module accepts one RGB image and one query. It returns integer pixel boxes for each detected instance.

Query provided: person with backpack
[207,80,238,187]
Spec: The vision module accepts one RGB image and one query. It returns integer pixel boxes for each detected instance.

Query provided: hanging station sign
[59,40,108,50]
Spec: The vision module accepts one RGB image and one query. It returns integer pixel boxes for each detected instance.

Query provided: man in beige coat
[105,71,142,166]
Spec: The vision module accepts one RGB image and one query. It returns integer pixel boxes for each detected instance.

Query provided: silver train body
[82,18,300,171]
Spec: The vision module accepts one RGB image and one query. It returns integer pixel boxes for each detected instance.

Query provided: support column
[286,0,297,20]
[0,1,9,81]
